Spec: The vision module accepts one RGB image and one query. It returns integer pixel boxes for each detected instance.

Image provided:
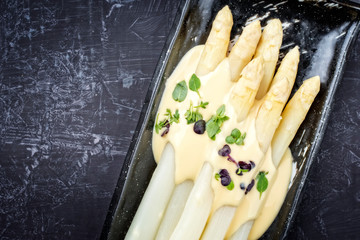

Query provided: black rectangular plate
[101,0,360,239]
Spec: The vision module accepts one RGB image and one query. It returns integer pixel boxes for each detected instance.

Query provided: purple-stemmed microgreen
[218,145,239,168]
[154,109,180,136]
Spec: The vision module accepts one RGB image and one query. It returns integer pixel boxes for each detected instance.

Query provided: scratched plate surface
[101,0,360,239]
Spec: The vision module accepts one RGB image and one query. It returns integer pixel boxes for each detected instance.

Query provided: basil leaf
[189,74,201,96]
[256,171,269,199]
[172,80,188,102]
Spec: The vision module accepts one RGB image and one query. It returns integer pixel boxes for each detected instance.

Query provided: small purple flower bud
[245,179,255,195]
[221,175,231,186]
[218,144,231,157]
[219,169,229,177]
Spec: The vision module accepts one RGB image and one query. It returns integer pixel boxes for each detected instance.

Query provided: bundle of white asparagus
[125,6,320,240]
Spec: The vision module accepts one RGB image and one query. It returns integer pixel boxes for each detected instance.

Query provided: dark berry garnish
[193,120,206,134]
[219,169,229,177]
[216,169,234,190]
[218,144,231,156]
[221,175,231,186]
[236,160,255,175]
[239,161,251,170]
[236,168,243,176]
[245,179,255,195]
[240,183,245,190]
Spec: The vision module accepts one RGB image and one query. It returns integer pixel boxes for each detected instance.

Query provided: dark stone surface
[0,0,178,239]
[0,0,358,239]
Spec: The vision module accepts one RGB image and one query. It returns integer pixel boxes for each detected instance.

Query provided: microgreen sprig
[206,104,229,140]
[226,128,246,145]
[194,101,209,109]
[155,109,180,136]
[185,101,209,124]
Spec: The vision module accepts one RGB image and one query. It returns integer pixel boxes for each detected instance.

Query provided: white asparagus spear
[170,162,214,240]
[155,181,193,240]
[230,76,320,240]
[230,56,264,122]
[154,7,233,238]
[201,77,291,240]
[201,206,236,240]
[196,5,233,76]
[270,46,300,99]
[271,76,320,166]
[228,20,262,82]
[255,19,283,99]
[125,143,175,240]
[229,221,253,240]
[256,77,290,152]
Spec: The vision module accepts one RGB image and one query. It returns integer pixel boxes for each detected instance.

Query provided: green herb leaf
[256,171,269,199]
[194,101,209,109]
[155,109,180,135]
[216,104,226,116]
[155,113,161,134]
[206,118,220,140]
[231,128,241,139]
[173,109,180,123]
[225,136,236,144]
[236,132,246,145]
[215,173,221,181]
[172,80,188,102]
[185,102,204,124]
[227,180,234,190]
[226,128,246,145]
[189,74,201,97]
[206,104,229,140]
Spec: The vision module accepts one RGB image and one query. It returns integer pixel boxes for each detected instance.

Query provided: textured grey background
[0,0,359,239]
